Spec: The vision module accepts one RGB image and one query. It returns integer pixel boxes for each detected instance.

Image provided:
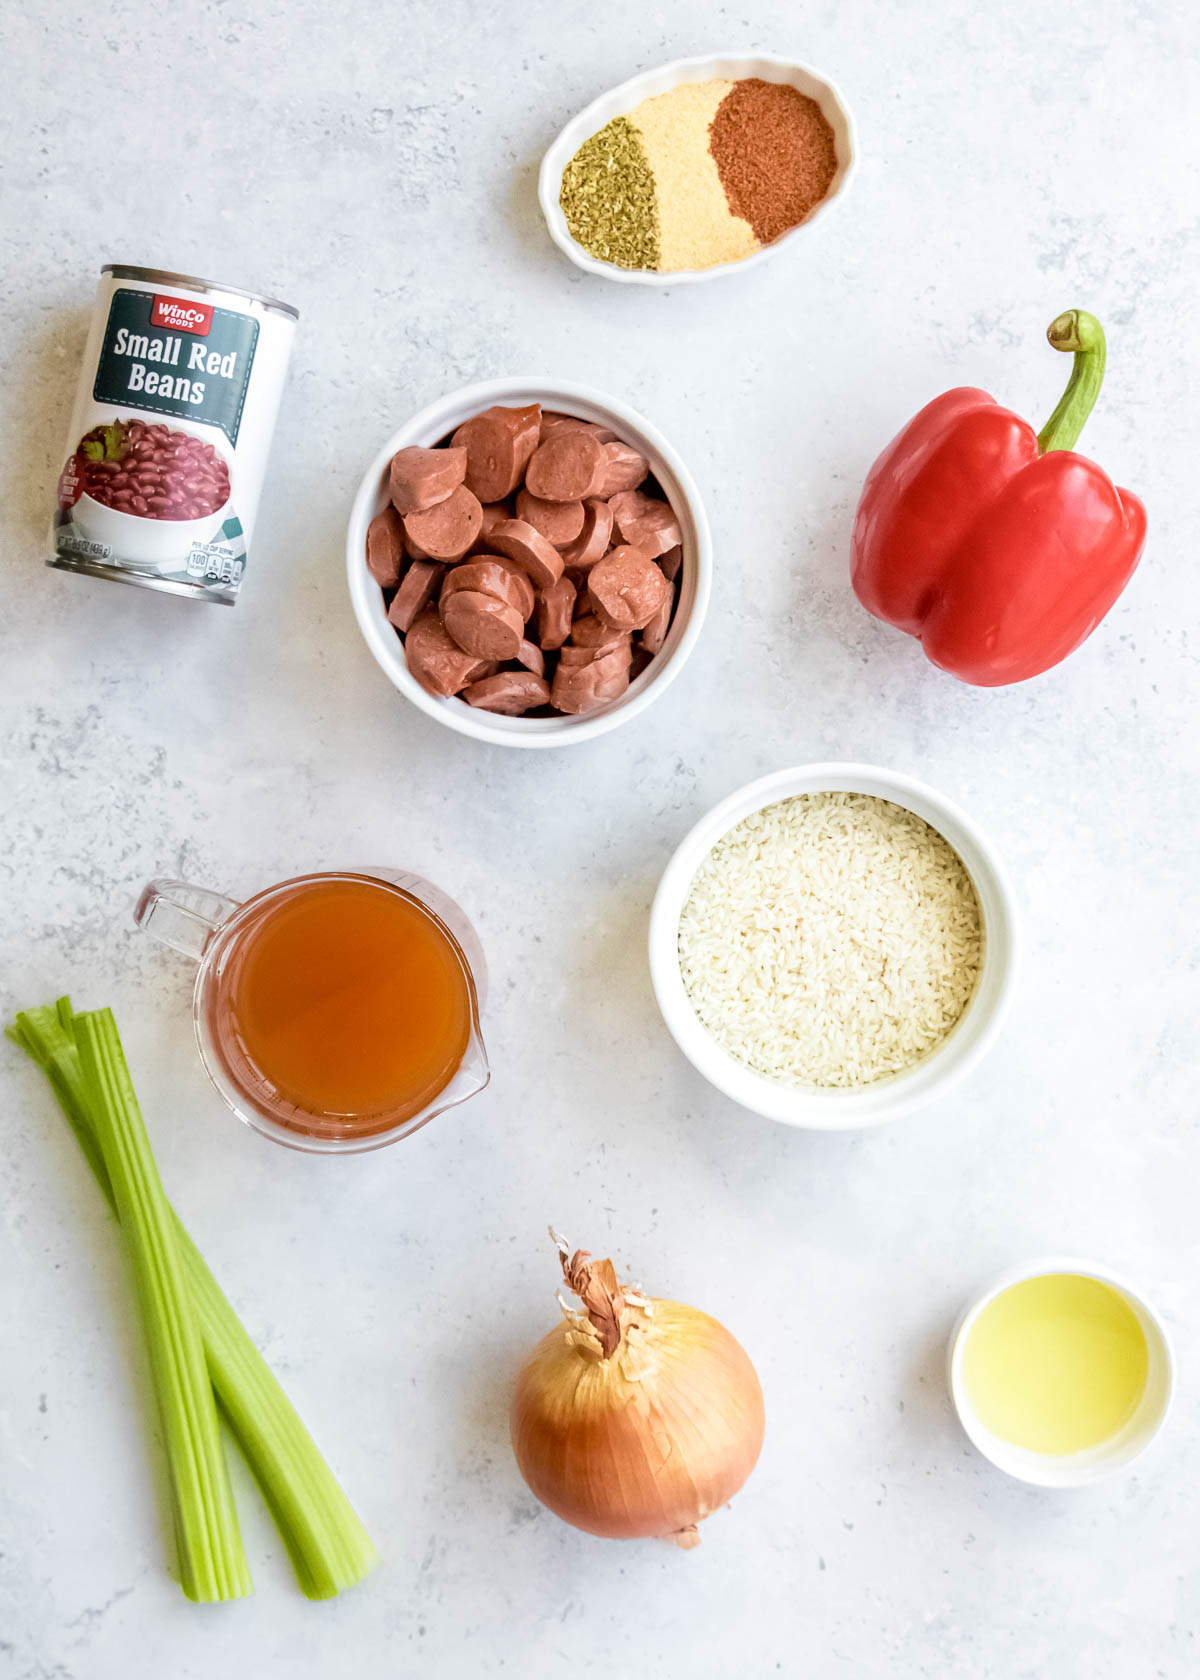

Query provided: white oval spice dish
[648,765,1018,1129]
[539,54,857,286]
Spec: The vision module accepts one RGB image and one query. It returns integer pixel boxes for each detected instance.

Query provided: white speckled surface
[2,3,1198,1676]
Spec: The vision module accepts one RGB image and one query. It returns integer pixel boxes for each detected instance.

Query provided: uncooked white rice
[677,792,984,1088]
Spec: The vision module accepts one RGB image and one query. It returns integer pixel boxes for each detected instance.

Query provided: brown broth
[215,877,472,1132]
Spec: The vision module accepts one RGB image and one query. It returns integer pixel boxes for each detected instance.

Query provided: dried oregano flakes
[559,116,660,271]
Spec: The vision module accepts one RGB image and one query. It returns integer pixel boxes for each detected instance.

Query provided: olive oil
[964,1273,1149,1456]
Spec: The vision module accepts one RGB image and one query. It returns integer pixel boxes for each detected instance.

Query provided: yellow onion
[510,1233,765,1547]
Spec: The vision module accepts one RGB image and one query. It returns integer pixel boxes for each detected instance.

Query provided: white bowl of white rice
[648,764,1018,1128]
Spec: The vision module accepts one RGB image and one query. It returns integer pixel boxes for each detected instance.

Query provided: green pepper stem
[1036,310,1107,453]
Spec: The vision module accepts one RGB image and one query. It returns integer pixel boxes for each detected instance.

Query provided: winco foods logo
[150,295,213,336]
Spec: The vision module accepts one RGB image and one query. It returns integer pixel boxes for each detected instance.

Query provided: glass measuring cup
[134,869,489,1154]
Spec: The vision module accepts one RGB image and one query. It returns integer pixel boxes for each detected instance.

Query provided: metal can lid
[101,263,299,321]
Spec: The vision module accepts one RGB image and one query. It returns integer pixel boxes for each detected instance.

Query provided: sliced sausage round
[597,441,649,498]
[389,445,467,515]
[639,591,673,656]
[475,501,513,549]
[514,488,586,549]
[463,671,552,715]
[568,572,595,614]
[524,430,606,502]
[559,497,614,570]
[404,610,491,696]
[487,519,564,590]
[569,611,631,649]
[451,405,541,502]
[402,484,483,562]
[587,546,671,632]
[388,560,444,632]
[403,527,433,560]
[515,639,545,677]
[366,505,406,588]
[441,559,534,620]
[558,634,631,667]
[551,644,633,714]
[441,590,525,661]
[539,413,617,444]
[536,575,576,650]
[607,489,682,558]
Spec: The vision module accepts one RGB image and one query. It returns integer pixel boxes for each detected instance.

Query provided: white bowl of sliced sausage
[346,378,712,747]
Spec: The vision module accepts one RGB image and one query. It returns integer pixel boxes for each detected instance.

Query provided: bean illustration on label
[50,265,297,606]
[63,421,232,522]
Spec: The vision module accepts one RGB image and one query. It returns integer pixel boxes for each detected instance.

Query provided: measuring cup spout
[134,879,240,961]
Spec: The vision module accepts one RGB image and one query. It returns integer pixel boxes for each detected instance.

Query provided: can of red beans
[51,265,298,605]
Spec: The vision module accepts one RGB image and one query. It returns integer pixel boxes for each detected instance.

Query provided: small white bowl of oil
[948,1258,1174,1487]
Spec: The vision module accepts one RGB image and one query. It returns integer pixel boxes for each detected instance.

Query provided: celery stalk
[8,1002,378,1600]
[73,1008,252,1603]
[175,1221,378,1599]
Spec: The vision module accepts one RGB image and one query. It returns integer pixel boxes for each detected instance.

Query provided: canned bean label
[51,265,298,605]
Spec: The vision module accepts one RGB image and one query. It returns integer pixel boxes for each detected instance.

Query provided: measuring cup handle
[134,879,240,961]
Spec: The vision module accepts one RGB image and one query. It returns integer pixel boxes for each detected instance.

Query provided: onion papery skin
[510,1299,765,1542]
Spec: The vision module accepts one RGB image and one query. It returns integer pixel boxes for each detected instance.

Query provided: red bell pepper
[850,311,1146,686]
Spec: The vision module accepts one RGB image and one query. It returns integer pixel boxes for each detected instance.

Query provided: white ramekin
[947,1257,1174,1487]
[648,764,1018,1128]
[347,378,711,748]
[539,53,857,286]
